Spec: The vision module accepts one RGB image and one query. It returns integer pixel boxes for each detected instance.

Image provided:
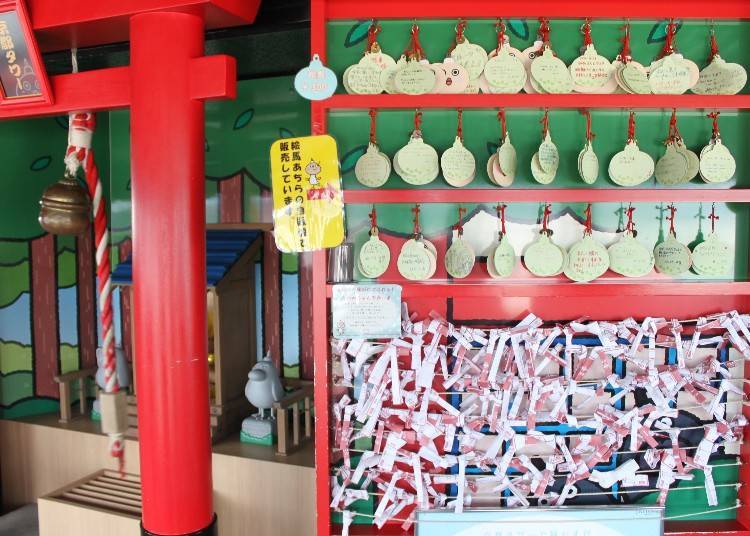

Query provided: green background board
[345,202,749,281]
[638,459,739,520]
[327,19,750,96]
[330,109,749,191]
[0,76,310,416]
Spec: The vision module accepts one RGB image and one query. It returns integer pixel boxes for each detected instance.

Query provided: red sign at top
[0,1,51,107]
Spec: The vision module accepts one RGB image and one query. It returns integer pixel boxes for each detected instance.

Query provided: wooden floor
[0,414,315,536]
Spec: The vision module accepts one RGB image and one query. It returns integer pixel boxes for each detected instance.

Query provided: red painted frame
[0,0,52,108]
[310,1,750,535]
[0,2,256,533]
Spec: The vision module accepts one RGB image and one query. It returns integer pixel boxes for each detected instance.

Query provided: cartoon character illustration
[305,159,322,186]
[17,60,40,96]
[244,351,284,419]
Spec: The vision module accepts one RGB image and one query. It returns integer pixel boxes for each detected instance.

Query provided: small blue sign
[416,506,663,536]
[294,54,337,101]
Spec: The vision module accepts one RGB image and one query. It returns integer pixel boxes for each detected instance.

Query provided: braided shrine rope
[64,112,124,473]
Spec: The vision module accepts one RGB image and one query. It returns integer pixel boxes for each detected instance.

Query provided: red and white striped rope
[65,111,124,472]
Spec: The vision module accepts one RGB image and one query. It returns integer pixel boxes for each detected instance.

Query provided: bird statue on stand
[241,352,285,446]
[245,352,284,419]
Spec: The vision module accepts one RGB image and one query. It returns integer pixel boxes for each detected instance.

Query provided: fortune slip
[331,307,750,531]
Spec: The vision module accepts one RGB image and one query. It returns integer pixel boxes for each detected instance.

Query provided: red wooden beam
[324,94,750,111]
[326,281,750,299]
[324,0,750,19]
[342,188,750,205]
[28,0,261,51]
[0,54,235,119]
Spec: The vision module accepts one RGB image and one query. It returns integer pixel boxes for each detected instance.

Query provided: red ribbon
[456,19,467,43]
[584,203,593,235]
[619,22,632,63]
[627,111,636,143]
[658,19,677,59]
[542,203,552,233]
[370,205,378,229]
[412,204,421,235]
[707,111,721,139]
[540,110,550,138]
[456,109,463,140]
[538,18,551,47]
[496,203,507,236]
[582,18,593,47]
[404,24,425,60]
[709,203,719,234]
[666,109,680,145]
[454,206,466,235]
[369,108,377,144]
[708,30,720,63]
[498,109,507,140]
[414,110,423,133]
[367,22,381,53]
[667,204,677,236]
[626,204,636,234]
[495,20,506,52]
[581,109,594,142]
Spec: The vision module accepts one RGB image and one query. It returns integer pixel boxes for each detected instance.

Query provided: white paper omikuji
[330,308,750,527]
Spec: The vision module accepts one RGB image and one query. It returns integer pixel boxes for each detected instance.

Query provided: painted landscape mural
[0,76,310,418]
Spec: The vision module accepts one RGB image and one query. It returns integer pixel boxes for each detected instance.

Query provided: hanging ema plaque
[0,1,52,106]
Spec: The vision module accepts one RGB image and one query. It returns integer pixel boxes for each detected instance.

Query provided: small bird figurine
[245,352,284,419]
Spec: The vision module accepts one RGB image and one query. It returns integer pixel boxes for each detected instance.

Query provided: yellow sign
[270,135,344,252]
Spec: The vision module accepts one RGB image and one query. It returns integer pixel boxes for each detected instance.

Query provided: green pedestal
[240,416,275,446]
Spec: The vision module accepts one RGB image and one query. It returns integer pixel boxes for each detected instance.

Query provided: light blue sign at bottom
[416,506,663,536]
[331,284,402,339]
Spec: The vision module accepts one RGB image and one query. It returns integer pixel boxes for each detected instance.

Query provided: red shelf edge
[326,281,750,298]
[323,0,750,20]
[324,94,750,111]
[342,188,750,204]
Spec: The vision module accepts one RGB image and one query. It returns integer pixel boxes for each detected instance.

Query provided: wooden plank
[97,476,142,491]
[118,240,133,365]
[64,488,142,508]
[61,492,142,515]
[30,234,59,398]
[263,231,282,370]
[80,482,142,499]
[298,254,314,380]
[215,283,255,426]
[292,404,300,447]
[304,396,312,438]
[277,408,288,456]
[59,382,71,423]
[38,497,141,536]
[76,229,97,369]
[218,173,244,224]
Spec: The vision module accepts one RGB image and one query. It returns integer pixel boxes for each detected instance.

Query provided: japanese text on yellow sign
[270,135,344,252]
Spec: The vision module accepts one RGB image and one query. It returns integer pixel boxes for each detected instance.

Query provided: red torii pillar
[130,12,213,536]
[8,2,260,534]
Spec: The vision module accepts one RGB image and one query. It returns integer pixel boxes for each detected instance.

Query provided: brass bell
[38,172,92,235]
